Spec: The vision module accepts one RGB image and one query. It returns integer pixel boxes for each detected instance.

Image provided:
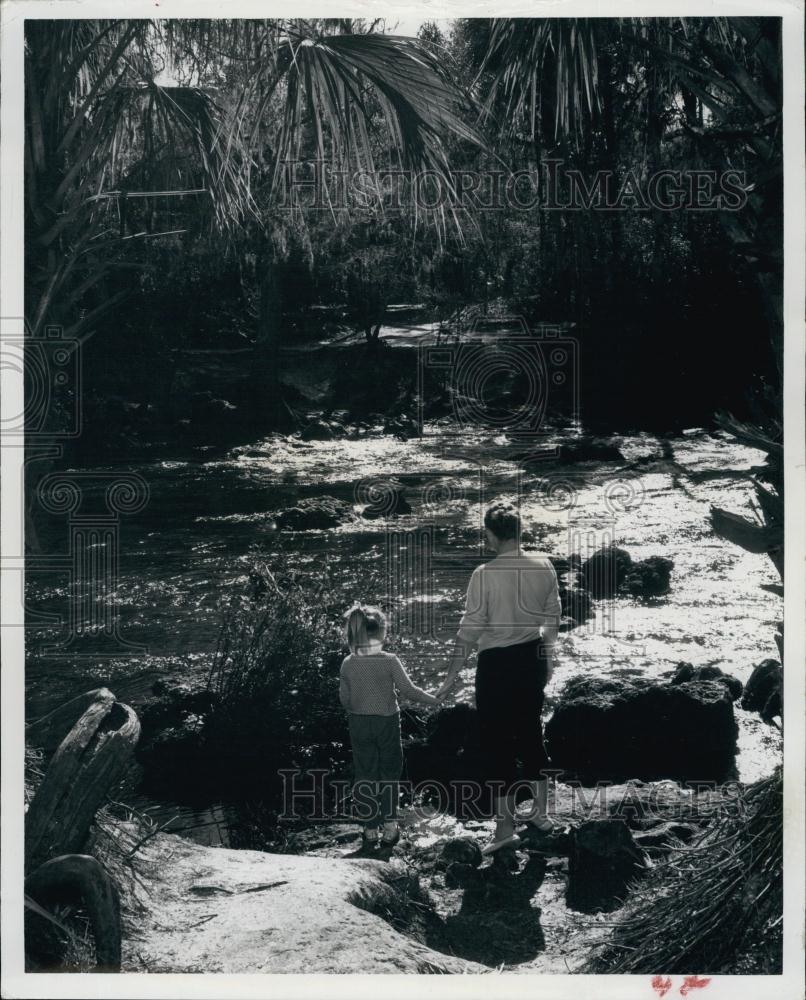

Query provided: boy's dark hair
[484,502,521,542]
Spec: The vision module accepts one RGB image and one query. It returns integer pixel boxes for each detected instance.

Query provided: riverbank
[95,774,764,974]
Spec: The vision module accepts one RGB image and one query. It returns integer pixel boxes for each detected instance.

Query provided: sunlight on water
[27,424,782,793]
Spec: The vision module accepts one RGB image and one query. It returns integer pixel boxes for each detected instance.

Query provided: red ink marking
[680,976,711,996]
[652,975,673,997]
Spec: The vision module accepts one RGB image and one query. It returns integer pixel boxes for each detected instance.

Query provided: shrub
[586,769,783,974]
[204,554,349,798]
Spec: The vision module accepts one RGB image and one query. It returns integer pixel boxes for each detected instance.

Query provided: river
[25,351,783,843]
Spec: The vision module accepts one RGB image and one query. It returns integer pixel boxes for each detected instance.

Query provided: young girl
[340,603,440,849]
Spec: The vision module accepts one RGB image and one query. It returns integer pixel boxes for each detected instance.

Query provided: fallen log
[25,694,140,873]
[709,506,783,554]
[26,687,115,757]
[26,853,122,972]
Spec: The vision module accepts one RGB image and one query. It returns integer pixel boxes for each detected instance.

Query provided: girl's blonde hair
[344,603,387,653]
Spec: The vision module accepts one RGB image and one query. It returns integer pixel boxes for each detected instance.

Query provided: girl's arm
[391,658,439,706]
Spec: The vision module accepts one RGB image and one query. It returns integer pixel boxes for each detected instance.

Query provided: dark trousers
[475,638,551,792]
[348,712,403,827]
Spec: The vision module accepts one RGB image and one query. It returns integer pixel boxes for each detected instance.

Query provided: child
[340,603,440,850]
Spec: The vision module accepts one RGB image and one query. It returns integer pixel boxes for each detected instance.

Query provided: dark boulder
[741,659,783,724]
[440,838,483,869]
[580,547,674,599]
[444,862,481,889]
[623,556,674,597]
[383,414,418,440]
[427,704,479,753]
[404,705,540,819]
[404,706,488,819]
[299,419,337,441]
[671,662,743,701]
[580,546,633,599]
[561,438,625,463]
[566,819,647,913]
[560,585,595,628]
[275,496,352,531]
[360,480,412,519]
[189,392,240,429]
[545,676,738,782]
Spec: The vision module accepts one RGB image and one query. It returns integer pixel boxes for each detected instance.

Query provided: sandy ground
[120,824,487,974]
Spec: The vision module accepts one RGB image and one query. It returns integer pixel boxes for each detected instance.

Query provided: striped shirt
[457,552,562,653]
[339,649,433,716]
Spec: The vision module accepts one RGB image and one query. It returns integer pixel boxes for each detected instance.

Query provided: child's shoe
[381,821,400,847]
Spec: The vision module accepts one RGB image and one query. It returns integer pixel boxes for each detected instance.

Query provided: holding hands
[435,675,457,702]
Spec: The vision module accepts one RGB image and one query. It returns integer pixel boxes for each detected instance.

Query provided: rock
[566,819,646,913]
[404,706,489,819]
[561,438,625,463]
[545,676,738,782]
[190,392,239,428]
[671,662,743,701]
[444,862,481,889]
[426,704,479,754]
[275,496,351,531]
[360,480,412,519]
[123,830,483,973]
[580,548,674,599]
[383,414,418,440]
[299,419,337,441]
[741,659,783,723]
[623,556,674,597]
[440,838,483,869]
[580,546,633,599]
[560,585,595,628]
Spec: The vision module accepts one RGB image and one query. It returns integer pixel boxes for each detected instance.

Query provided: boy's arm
[391,658,439,706]
[436,568,483,698]
[436,638,474,699]
[540,561,562,678]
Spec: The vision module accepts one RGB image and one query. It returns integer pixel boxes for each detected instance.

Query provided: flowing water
[26,403,782,843]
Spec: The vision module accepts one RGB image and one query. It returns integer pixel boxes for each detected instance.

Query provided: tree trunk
[26,853,122,972]
[27,687,115,758]
[25,693,140,873]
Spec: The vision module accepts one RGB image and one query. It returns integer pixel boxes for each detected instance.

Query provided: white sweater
[456,552,562,653]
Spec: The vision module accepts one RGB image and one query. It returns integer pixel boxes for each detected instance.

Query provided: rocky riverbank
[105,773,741,975]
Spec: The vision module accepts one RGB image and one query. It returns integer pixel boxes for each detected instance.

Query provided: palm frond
[479,18,601,141]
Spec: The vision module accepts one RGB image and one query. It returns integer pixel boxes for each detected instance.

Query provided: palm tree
[473,15,783,594]
[25,19,482,341]
[474,17,781,365]
[23,17,486,543]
